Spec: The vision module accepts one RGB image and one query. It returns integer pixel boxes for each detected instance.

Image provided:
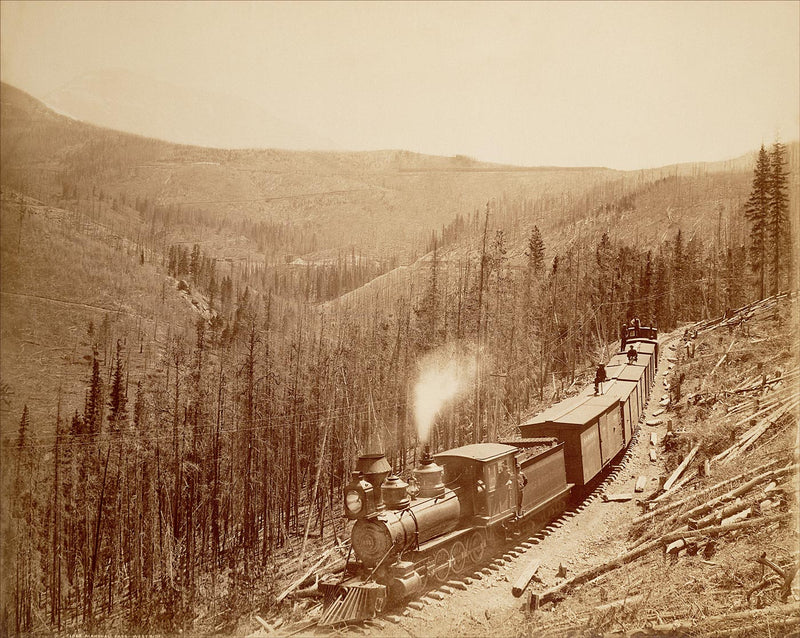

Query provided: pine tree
[190,244,201,281]
[107,340,127,433]
[526,226,545,274]
[84,347,103,437]
[768,141,790,294]
[639,250,654,322]
[594,232,614,340]
[414,238,440,350]
[14,405,30,516]
[744,145,771,298]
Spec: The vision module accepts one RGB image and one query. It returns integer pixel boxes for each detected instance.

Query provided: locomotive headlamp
[344,472,376,520]
[345,490,363,515]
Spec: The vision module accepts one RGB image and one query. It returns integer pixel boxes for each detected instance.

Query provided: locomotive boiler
[319,326,659,626]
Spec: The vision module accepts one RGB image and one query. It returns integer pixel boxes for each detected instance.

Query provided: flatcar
[318,325,659,625]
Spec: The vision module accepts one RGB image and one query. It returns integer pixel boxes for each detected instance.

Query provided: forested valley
[1,83,797,634]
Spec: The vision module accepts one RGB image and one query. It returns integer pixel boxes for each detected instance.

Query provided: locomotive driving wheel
[430,547,451,582]
[467,530,487,564]
[450,540,467,574]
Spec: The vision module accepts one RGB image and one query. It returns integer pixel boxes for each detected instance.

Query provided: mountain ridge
[41,68,340,152]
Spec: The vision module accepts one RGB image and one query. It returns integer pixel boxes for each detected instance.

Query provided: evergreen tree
[653,250,670,329]
[768,141,791,294]
[744,145,771,298]
[414,238,441,350]
[594,232,614,339]
[84,347,103,436]
[639,250,654,321]
[526,226,545,274]
[190,244,201,281]
[14,405,30,516]
[107,340,127,433]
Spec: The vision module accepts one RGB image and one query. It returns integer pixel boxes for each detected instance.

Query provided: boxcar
[615,364,648,408]
[519,395,623,487]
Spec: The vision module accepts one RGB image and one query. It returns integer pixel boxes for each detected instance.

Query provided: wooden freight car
[519,393,627,488]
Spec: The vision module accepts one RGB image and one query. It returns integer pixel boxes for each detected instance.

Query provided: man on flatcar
[620,323,628,352]
[633,317,641,337]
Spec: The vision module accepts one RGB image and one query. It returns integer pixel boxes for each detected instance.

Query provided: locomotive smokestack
[421,445,432,464]
[355,453,392,509]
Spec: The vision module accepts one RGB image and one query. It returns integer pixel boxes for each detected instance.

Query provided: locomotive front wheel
[467,530,487,564]
[450,540,467,574]
[431,547,451,582]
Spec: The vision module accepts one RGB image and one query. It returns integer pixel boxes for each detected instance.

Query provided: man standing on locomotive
[497,461,513,512]
[515,461,528,516]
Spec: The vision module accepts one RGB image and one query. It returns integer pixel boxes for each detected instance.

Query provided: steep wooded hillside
[2,82,620,262]
[1,81,798,636]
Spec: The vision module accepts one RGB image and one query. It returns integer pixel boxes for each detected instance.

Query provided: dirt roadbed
[360,336,678,638]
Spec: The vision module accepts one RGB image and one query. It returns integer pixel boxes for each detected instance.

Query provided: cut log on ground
[603,493,633,502]
[594,593,644,612]
[677,463,797,525]
[662,444,700,492]
[689,498,753,530]
[646,601,800,635]
[631,458,786,526]
[254,615,273,633]
[275,547,338,604]
[531,513,791,607]
[512,559,540,597]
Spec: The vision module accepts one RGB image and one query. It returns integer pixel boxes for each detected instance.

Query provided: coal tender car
[319,326,658,625]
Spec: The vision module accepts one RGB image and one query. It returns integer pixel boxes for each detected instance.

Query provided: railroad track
[267,337,679,636]
[290,420,648,635]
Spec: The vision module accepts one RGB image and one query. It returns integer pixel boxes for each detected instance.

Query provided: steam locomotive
[318,326,659,625]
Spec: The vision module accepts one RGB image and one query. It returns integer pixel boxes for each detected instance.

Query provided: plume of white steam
[413,346,476,444]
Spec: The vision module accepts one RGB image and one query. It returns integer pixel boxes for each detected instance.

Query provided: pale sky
[1,1,798,170]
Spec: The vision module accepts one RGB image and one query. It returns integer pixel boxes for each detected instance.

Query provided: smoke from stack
[413,344,476,444]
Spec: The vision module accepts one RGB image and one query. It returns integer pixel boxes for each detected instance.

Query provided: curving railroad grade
[314,325,660,629]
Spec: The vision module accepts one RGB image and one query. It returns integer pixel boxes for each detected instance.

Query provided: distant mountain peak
[43,68,339,151]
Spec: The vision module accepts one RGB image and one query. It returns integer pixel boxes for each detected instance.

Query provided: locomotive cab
[435,443,520,526]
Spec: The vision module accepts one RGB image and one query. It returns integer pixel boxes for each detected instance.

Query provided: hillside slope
[0,190,195,436]
[247,294,798,637]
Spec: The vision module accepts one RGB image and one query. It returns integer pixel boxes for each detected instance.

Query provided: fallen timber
[530,512,792,608]
[275,546,345,604]
[718,397,800,464]
[661,444,699,492]
[646,601,800,636]
[692,292,793,336]
[512,559,541,597]
[633,462,795,544]
[633,458,786,526]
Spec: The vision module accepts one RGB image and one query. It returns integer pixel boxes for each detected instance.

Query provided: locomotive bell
[381,474,410,510]
[413,450,445,498]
